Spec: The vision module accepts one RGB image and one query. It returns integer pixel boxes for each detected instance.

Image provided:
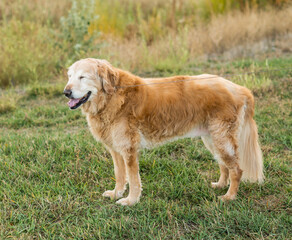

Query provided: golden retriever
[64,58,264,206]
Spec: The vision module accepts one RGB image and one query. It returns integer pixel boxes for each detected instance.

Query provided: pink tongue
[68,98,80,108]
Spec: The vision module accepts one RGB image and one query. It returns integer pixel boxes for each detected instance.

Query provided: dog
[64,58,264,206]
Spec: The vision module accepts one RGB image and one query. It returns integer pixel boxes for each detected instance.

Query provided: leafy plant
[60,0,100,65]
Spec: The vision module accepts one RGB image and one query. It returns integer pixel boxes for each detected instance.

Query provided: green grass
[0,56,291,239]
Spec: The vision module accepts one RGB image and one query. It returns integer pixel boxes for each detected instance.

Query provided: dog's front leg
[116,150,141,206]
[102,150,127,200]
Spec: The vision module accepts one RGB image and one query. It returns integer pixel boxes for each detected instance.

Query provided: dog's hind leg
[214,141,242,200]
[212,164,229,189]
[202,136,229,189]
[210,122,243,201]
[102,150,127,200]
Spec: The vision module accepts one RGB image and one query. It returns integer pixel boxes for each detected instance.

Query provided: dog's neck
[81,92,124,124]
[81,93,107,116]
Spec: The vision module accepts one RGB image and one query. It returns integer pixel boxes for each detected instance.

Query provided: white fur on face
[65,67,99,100]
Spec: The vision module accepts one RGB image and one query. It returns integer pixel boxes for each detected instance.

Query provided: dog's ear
[98,60,118,94]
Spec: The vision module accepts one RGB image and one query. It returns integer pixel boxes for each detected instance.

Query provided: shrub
[0,20,62,87]
[59,0,100,66]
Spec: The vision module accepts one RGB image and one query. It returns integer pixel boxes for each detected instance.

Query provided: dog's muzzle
[65,91,92,109]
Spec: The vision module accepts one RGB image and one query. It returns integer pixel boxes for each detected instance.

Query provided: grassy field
[0,56,291,239]
[1,0,292,238]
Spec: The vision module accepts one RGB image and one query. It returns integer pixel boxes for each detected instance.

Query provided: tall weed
[0,20,61,87]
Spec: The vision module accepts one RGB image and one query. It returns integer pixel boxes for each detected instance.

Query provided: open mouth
[67,91,91,109]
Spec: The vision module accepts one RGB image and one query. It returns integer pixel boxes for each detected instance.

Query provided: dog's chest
[86,115,111,143]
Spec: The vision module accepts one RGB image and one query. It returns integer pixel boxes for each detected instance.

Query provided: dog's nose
[63,89,72,98]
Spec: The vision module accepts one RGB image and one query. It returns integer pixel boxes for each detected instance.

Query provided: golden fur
[64,58,264,206]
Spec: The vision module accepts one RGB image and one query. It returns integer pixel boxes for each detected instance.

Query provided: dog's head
[64,58,118,110]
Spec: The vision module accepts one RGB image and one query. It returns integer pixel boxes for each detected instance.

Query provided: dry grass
[0,0,71,25]
[95,6,292,72]
[90,0,290,39]
[0,0,292,87]
[189,7,292,54]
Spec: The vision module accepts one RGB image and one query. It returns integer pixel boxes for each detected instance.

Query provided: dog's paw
[211,182,227,189]
[102,190,124,200]
[102,190,116,200]
[116,197,138,206]
[218,194,236,201]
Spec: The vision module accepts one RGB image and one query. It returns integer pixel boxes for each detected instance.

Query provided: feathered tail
[238,99,264,183]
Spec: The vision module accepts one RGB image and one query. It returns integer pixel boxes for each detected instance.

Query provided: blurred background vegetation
[0,0,291,87]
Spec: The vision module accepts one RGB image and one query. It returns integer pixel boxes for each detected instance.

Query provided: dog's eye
[79,76,85,80]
